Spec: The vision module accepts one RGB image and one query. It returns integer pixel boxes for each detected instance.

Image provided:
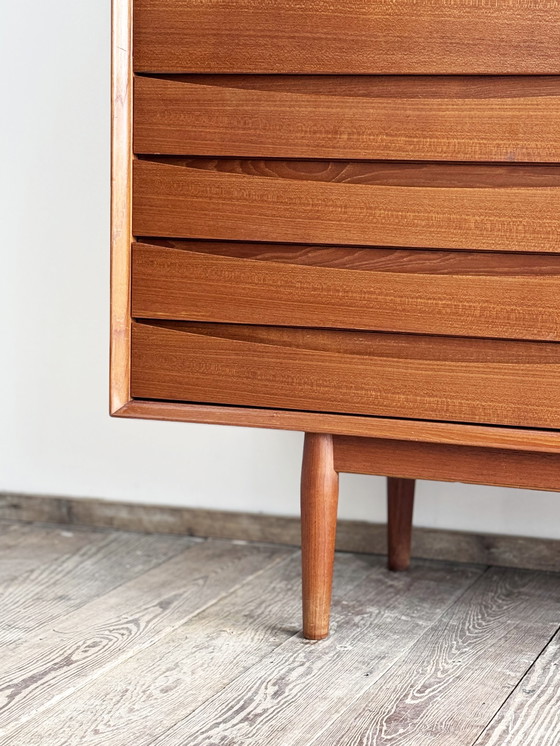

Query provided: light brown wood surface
[131,321,560,429]
[300,433,339,640]
[132,241,560,341]
[113,0,560,672]
[110,0,132,413]
[134,75,560,162]
[387,478,415,572]
[115,400,560,455]
[132,159,560,252]
[133,0,560,74]
[333,437,560,492]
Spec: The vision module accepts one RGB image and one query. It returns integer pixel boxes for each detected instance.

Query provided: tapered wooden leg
[387,477,415,572]
[301,432,339,640]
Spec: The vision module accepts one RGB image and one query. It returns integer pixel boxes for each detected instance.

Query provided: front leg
[300,432,339,640]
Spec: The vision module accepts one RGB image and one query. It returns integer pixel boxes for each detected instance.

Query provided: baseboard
[0,491,558,573]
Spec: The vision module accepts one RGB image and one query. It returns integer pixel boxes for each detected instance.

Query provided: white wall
[2,0,560,540]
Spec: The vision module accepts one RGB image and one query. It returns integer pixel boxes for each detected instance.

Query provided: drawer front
[131,322,560,429]
[133,159,560,252]
[134,75,560,163]
[133,0,560,74]
[132,241,560,341]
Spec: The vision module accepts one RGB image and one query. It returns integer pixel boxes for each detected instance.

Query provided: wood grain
[110,0,133,412]
[0,532,192,646]
[387,478,415,572]
[131,321,560,429]
[3,525,560,746]
[474,631,560,746]
[132,159,560,252]
[134,75,560,162]
[115,400,560,455]
[333,437,560,492]
[0,540,290,739]
[313,568,560,746]
[0,551,377,746]
[0,525,106,585]
[144,562,483,746]
[132,241,560,340]
[300,433,339,640]
[133,0,560,74]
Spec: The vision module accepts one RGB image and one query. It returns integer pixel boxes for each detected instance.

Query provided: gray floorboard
[1,523,558,746]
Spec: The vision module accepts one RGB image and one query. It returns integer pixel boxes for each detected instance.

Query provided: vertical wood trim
[301,433,340,640]
[110,0,133,412]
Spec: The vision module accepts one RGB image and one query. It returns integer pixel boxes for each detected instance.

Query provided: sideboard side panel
[110,0,133,413]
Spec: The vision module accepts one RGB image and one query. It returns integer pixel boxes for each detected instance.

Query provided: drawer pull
[131,321,560,429]
[134,75,560,163]
[133,159,560,252]
[132,241,560,341]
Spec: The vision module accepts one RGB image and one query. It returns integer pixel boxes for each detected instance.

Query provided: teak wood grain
[300,433,339,640]
[133,0,560,74]
[132,159,560,252]
[333,437,560,492]
[115,401,560,456]
[131,322,560,429]
[132,241,560,341]
[387,478,415,572]
[114,0,560,651]
[110,0,133,412]
[134,75,560,163]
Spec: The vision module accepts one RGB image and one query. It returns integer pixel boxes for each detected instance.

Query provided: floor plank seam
[6,525,560,746]
[469,621,560,746]
[304,563,493,746]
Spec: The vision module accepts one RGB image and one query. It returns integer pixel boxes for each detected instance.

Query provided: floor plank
[0,524,107,584]
[311,567,560,746]
[144,561,484,746]
[0,540,292,739]
[2,522,559,746]
[474,630,560,746]
[0,531,196,645]
[0,550,375,746]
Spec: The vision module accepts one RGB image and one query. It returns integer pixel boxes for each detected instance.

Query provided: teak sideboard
[111,0,560,639]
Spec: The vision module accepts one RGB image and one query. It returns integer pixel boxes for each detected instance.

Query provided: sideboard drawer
[132,159,560,252]
[131,241,560,341]
[133,0,560,74]
[134,75,560,163]
[131,322,560,429]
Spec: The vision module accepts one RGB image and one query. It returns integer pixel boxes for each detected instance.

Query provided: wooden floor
[1,521,559,745]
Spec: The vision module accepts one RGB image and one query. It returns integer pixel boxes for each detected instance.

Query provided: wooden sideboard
[111,0,560,639]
